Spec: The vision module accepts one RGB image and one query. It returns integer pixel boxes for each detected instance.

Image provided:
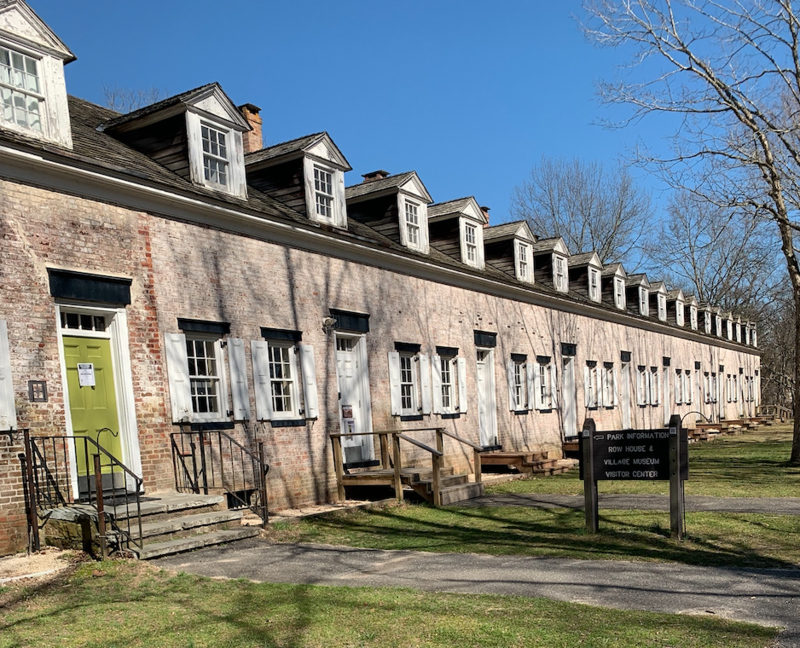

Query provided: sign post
[579,418,688,539]
[668,414,685,540]
[581,418,598,533]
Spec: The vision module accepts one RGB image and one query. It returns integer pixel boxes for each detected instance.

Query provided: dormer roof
[602,262,626,278]
[626,273,650,288]
[684,295,698,307]
[345,170,432,204]
[483,220,535,243]
[245,131,351,171]
[649,281,668,295]
[532,236,569,256]
[0,0,75,62]
[428,196,486,224]
[666,289,685,301]
[567,251,602,269]
[99,83,250,134]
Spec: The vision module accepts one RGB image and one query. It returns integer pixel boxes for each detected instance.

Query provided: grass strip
[268,504,800,569]
[489,428,800,498]
[0,560,778,648]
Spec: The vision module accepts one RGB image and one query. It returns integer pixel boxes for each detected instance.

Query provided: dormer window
[405,200,421,249]
[464,223,477,264]
[589,269,600,302]
[715,316,722,336]
[0,46,42,132]
[555,256,567,292]
[517,242,531,283]
[676,303,684,326]
[639,288,649,315]
[657,295,667,321]
[201,123,228,187]
[614,278,625,309]
[314,166,334,219]
[690,306,698,330]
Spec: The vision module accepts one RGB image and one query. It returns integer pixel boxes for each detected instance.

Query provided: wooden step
[135,527,260,560]
[440,481,484,506]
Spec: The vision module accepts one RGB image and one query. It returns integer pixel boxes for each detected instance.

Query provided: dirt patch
[0,547,80,583]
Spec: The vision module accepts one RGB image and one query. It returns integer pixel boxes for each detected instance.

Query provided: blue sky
[31,0,668,224]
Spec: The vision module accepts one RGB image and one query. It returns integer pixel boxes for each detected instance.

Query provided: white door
[622,362,631,429]
[562,356,577,438]
[476,349,497,447]
[335,335,373,465]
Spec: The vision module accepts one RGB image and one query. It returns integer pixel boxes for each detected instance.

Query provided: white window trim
[434,353,459,414]
[589,269,601,302]
[585,364,598,409]
[399,197,430,253]
[516,241,532,283]
[676,303,684,326]
[657,295,667,321]
[554,255,568,292]
[639,288,649,316]
[508,357,528,412]
[184,333,231,423]
[186,110,247,199]
[267,341,302,420]
[650,367,660,406]
[690,306,698,330]
[459,218,484,269]
[614,278,626,310]
[637,366,648,406]
[303,157,347,228]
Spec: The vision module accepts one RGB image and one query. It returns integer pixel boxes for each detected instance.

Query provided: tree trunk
[792,298,800,463]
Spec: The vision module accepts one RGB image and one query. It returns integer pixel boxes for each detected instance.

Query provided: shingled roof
[483,220,529,242]
[427,197,474,219]
[244,132,325,166]
[345,171,417,200]
[567,252,601,268]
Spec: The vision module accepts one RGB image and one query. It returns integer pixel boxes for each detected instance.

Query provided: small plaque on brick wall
[28,380,48,402]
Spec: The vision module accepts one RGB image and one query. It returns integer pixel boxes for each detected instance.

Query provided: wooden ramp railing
[329,427,483,507]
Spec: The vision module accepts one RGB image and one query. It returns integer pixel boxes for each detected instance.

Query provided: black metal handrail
[20,430,144,554]
[170,430,269,525]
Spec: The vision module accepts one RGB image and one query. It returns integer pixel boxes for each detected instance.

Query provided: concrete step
[116,509,244,541]
[135,527,260,560]
[109,494,224,522]
[440,481,484,506]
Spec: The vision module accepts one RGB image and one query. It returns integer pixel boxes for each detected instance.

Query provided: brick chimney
[239,103,263,153]
[362,170,390,183]
[481,206,491,228]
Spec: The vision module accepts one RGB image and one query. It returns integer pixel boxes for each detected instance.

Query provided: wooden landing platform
[341,466,455,487]
[481,451,570,476]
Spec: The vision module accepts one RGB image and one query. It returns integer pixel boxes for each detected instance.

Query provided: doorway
[562,356,577,439]
[335,334,373,465]
[57,305,141,496]
[476,348,497,447]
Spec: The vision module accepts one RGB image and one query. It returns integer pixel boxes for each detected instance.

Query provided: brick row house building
[0,1,760,554]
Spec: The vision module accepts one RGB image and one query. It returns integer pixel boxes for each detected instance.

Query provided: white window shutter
[165,333,192,422]
[457,357,468,413]
[432,355,443,414]
[388,351,402,416]
[549,364,558,409]
[595,369,603,408]
[528,363,537,411]
[0,321,17,430]
[584,366,591,408]
[419,353,432,415]
[251,340,274,421]
[227,338,250,420]
[613,367,619,406]
[299,344,319,419]
[533,364,543,410]
[507,360,516,410]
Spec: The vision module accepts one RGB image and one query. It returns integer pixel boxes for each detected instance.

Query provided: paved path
[458,493,800,515]
[155,539,800,647]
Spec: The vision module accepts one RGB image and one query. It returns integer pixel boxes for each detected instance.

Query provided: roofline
[0,139,760,356]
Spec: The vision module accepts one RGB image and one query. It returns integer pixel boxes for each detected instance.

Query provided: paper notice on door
[341,405,354,419]
[77,363,96,387]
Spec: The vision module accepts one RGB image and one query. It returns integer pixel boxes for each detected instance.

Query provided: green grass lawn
[0,560,778,648]
[489,427,800,498]
[267,504,800,569]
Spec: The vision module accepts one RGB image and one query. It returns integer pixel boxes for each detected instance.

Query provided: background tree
[102,84,166,113]
[510,156,652,264]
[583,0,800,463]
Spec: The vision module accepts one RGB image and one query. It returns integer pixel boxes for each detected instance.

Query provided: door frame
[475,347,498,447]
[333,332,374,462]
[55,303,142,497]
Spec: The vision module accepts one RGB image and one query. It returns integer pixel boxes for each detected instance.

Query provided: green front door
[63,336,123,483]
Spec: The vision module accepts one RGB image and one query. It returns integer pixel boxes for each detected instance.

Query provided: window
[657,295,667,321]
[440,355,455,411]
[711,372,718,403]
[433,350,465,415]
[715,316,722,336]
[535,359,556,410]
[675,369,684,404]
[518,242,530,282]
[400,353,417,414]
[268,343,298,417]
[685,370,693,404]
[0,46,42,132]
[690,306,698,330]
[201,123,228,187]
[650,367,660,405]
[555,256,567,291]
[589,269,600,301]
[585,363,598,409]
[637,366,648,405]
[601,364,615,407]
[314,166,334,220]
[639,288,649,315]
[60,311,107,333]
[614,278,625,309]
[186,336,223,419]
[676,303,684,326]
[732,374,739,402]
[464,223,477,264]
[511,357,527,411]
[405,201,421,249]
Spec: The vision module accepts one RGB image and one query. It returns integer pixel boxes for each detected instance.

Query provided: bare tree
[102,83,166,113]
[583,0,800,463]
[510,156,652,264]
[643,190,780,312]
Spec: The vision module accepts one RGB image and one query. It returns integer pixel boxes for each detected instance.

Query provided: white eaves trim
[0,142,760,356]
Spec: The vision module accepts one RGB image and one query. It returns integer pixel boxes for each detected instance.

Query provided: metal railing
[19,429,144,556]
[170,429,270,525]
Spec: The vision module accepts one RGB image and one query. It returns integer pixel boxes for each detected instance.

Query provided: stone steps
[135,527,260,560]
